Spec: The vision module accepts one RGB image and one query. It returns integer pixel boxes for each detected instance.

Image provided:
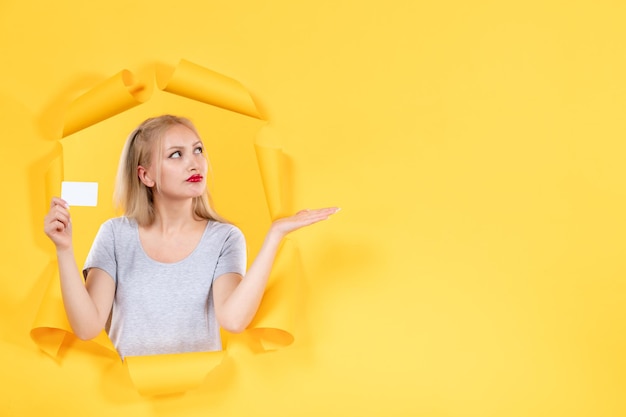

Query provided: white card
[61,181,99,207]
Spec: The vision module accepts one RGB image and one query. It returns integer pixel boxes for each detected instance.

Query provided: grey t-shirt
[83,217,246,359]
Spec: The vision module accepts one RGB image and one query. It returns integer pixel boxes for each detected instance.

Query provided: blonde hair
[114,115,226,226]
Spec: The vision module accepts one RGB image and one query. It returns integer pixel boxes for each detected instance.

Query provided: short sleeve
[214,226,247,279]
[83,220,117,283]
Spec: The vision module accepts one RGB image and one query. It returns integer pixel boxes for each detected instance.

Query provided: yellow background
[1,1,625,416]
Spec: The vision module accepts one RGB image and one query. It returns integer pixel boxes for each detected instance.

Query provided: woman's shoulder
[207,220,245,241]
[208,219,241,233]
[99,216,137,234]
[101,216,135,226]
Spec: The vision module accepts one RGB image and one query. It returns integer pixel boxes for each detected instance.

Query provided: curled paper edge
[62,70,146,137]
[157,59,262,120]
[254,143,292,220]
[246,238,303,351]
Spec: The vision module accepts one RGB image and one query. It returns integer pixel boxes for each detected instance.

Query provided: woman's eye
[169,151,182,158]
[194,146,204,154]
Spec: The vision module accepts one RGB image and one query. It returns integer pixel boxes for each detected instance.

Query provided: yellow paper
[246,238,302,350]
[62,70,147,136]
[156,59,261,119]
[44,152,63,205]
[124,350,225,397]
[30,266,118,358]
[29,269,71,358]
[254,143,292,220]
[3,3,626,415]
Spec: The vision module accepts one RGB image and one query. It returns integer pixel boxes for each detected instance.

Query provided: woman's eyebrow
[166,141,202,150]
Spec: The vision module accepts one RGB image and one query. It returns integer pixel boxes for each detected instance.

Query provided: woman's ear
[137,165,155,187]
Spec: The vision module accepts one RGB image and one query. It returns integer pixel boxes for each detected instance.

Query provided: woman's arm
[212,207,338,333]
[44,198,115,340]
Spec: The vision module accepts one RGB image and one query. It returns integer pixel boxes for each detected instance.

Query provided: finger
[45,217,68,233]
[57,213,70,228]
[54,219,66,233]
[304,207,340,219]
[44,218,66,235]
[52,201,71,216]
[47,208,70,228]
[50,197,70,209]
[48,207,70,225]
[302,207,340,216]
[299,213,334,225]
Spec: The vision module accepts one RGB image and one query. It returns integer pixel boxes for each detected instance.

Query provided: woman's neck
[149,198,203,235]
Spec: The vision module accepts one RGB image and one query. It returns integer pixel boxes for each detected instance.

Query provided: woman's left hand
[270,207,340,237]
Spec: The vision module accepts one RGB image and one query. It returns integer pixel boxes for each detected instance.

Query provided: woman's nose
[187,158,198,171]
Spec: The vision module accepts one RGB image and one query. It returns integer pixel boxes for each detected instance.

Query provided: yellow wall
[2,1,625,415]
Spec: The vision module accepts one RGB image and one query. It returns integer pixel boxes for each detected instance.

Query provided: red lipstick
[187,174,203,182]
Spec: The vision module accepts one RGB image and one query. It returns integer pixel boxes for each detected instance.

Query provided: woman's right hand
[44,197,73,250]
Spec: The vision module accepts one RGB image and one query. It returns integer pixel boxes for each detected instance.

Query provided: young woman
[44,114,338,359]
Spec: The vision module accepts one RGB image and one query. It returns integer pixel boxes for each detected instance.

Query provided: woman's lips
[187,174,203,182]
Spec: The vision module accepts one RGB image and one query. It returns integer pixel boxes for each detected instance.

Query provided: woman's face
[140,124,208,201]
